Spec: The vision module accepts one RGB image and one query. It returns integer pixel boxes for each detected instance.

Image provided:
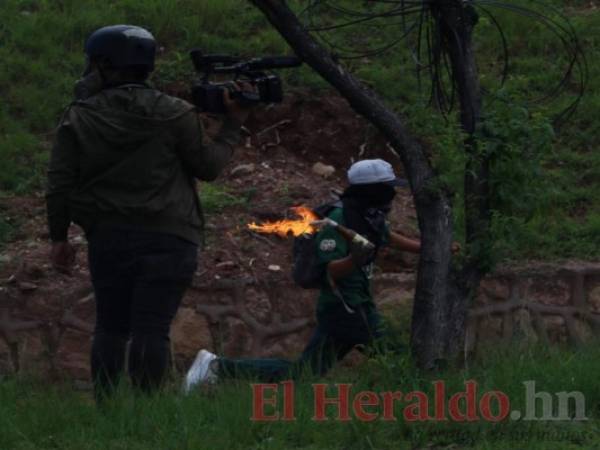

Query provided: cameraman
[46,25,251,400]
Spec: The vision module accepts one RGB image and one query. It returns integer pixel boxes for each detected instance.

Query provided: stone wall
[0,275,313,381]
[467,262,600,352]
[0,262,599,382]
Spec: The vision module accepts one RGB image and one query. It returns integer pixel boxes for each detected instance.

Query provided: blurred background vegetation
[0,0,598,260]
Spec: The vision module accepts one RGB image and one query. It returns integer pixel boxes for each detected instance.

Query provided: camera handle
[230,89,260,106]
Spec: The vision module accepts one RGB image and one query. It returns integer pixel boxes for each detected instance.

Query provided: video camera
[190,49,302,114]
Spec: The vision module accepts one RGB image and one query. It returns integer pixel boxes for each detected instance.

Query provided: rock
[23,264,45,280]
[14,329,54,376]
[312,162,335,178]
[478,277,511,304]
[268,265,281,272]
[588,285,600,313]
[222,317,252,356]
[171,307,213,362]
[477,316,504,341]
[250,208,284,222]
[17,282,38,292]
[287,185,312,201]
[244,287,272,324]
[372,273,416,303]
[274,327,314,355]
[543,315,567,344]
[216,261,236,270]
[56,329,92,380]
[573,318,594,343]
[513,309,537,342]
[525,276,571,306]
[230,163,256,178]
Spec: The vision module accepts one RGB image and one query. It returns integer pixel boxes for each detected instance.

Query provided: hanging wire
[299,0,587,124]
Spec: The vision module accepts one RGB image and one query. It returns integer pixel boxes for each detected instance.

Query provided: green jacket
[46,84,240,244]
[315,207,390,316]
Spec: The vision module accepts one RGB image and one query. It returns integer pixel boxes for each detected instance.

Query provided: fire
[247,206,319,237]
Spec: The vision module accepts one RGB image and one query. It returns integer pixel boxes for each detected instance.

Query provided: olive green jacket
[46,84,240,245]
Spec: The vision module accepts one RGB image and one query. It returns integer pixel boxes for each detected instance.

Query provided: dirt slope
[0,92,419,290]
[0,92,423,380]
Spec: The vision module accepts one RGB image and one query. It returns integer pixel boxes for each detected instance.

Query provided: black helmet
[84,25,156,72]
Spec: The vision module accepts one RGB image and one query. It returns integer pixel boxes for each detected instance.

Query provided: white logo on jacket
[319,239,336,252]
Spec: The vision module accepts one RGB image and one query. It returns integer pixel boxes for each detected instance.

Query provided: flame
[247,206,319,237]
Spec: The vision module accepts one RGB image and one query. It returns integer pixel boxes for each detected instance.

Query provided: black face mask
[341,184,396,264]
[364,205,390,235]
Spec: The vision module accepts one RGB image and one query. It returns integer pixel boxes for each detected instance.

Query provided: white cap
[347,159,408,187]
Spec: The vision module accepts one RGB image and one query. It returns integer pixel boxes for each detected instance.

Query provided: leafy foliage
[480,100,555,261]
[299,0,587,122]
[295,0,598,262]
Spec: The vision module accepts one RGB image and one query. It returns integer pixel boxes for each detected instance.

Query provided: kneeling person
[184,159,421,391]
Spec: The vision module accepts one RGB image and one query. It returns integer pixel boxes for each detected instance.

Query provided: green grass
[1,343,599,449]
[0,218,14,251]
[198,182,248,215]
[0,0,598,260]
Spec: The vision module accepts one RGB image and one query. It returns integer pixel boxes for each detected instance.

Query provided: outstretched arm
[389,231,461,255]
[389,231,421,254]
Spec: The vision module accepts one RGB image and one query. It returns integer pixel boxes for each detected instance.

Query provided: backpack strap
[313,200,342,219]
[314,202,355,314]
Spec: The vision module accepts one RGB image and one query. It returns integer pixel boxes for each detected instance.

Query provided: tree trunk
[433,3,489,358]
[250,0,459,369]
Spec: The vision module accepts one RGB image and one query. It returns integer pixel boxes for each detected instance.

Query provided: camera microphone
[247,56,302,70]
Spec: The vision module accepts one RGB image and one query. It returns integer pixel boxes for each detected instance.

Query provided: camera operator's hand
[223,82,255,125]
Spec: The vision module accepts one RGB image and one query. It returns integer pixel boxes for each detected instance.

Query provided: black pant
[87,227,197,399]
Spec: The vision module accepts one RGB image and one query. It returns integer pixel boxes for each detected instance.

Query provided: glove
[349,233,375,267]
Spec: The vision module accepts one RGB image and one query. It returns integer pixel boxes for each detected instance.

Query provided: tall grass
[1,343,598,449]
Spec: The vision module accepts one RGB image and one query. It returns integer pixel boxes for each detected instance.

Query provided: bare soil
[0,92,419,305]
